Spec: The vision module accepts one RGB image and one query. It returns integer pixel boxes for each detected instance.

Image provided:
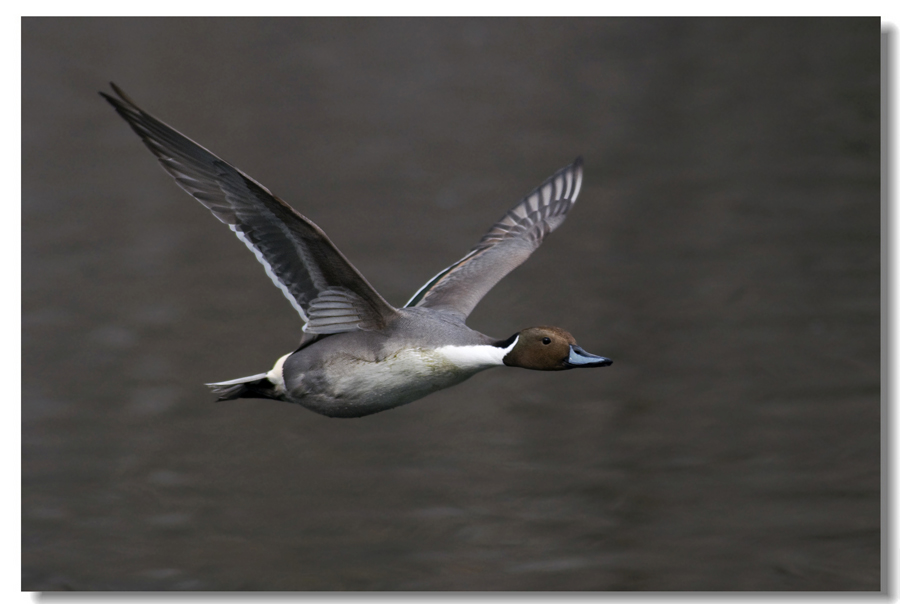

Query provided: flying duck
[101,83,613,418]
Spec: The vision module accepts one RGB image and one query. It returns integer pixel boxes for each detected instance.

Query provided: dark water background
[22,18,881,590]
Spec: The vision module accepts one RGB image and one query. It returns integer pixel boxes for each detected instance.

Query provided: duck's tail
[206,373,281,401]
[206,353,291,402]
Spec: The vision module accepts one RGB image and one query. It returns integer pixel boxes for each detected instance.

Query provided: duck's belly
[287,348,482,418]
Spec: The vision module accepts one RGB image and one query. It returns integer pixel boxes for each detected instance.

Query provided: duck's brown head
[498,326,613,371]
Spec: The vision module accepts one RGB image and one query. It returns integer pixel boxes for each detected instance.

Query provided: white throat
[433,336,519,371]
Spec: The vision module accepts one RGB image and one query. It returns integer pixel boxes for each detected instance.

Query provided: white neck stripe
[433,336,518,371]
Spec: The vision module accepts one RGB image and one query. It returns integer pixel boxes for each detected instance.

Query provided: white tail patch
[266,353,291,393]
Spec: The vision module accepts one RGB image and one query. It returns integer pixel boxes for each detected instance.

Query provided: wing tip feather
[406,156,586,314]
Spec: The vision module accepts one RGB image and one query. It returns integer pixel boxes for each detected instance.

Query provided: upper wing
[405,158,583,318]
[101,83,398,334]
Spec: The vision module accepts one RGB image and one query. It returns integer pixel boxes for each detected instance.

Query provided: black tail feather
[206,375,281,402]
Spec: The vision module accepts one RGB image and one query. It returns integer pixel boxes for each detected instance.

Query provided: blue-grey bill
[565,345,613,368]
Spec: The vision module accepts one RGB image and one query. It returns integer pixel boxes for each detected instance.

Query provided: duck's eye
[542,337,551,345]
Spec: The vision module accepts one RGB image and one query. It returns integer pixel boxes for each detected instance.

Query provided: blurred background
[22,18,880,590]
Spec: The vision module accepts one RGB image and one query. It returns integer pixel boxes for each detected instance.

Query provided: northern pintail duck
[102,83,613,418]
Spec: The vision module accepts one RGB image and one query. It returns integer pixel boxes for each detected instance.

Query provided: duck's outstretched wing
[405,158,584,318]
[101,83,398,334]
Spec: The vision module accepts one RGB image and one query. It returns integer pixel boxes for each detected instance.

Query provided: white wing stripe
[231,225,309,322]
